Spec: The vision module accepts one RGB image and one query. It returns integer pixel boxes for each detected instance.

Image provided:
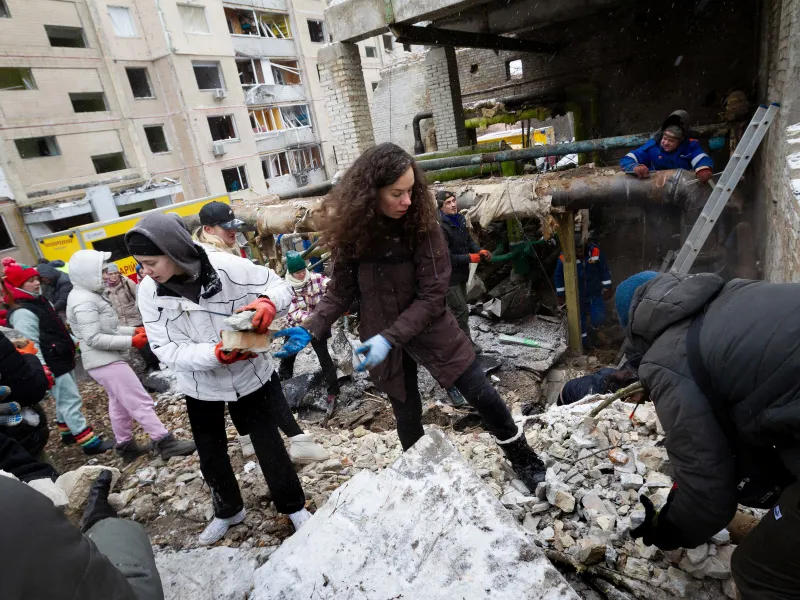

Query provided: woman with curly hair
[275,143,546,489]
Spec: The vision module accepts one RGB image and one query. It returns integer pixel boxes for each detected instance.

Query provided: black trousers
[732,482,800,599]
[389,352,518,450]
[185,375,305,517]
[278,337,340,395]
[229,380,303,439]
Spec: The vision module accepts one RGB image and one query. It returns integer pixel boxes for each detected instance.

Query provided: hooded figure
[617,272,800,599]
[66,250,196,463]
[36,261,72,319]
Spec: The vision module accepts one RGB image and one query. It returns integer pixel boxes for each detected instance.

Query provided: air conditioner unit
[212,141,226,157]
[213,88,227,101]
[294,172,309,187]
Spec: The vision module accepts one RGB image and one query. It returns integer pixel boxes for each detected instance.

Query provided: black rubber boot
[152,433,196,460]
[497,430,547,491]
[115,439,149,464]
[80,470,118,533]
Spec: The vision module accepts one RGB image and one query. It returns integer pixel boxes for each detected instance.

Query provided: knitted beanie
[285,251,306,274]
[435,190,454,209]
[664,125,685,140]
[615,271,659,328]
[2,257,39,288]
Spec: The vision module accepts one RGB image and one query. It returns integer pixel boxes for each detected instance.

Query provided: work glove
[469,254,481,264]
[42,365,55,389]
[630,490,683,550]
[602,288,613,301]
[273,327,312,358]
[0,386,10,402]
[80,470,118,533]
[696,168,713,184]
[134,326,146,336]
[235,297,277,334]
[354,335,392,371]
[479,249,492,263]
[214,341,257,365]
[633,164,650,179]
[131,332,149,349]
[17,340,37,355]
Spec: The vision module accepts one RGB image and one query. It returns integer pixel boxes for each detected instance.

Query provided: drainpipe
[413,112,433,154]
[277,181,333,200]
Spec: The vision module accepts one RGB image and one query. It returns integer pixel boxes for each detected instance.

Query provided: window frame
[91,152,128,174]
[15,136,61,160]
[382,34,393,52]
[279,104,311,130]
[107,5,138,38]
[506,59,523,81]
[44,25,88,48]
[262,151,290,178]
[193,61,225,91]
[143,125,171,154]
[0,68,36,91]
[250,107,283,136]
[221,165,249,193]
[0,214,15,252]
[0,0,11,18]
[207,114,239,142]
[125,67,155,99]
[364,45,377,58]
[177,3,210,35]
[69,92,108,113]
[307,19,325,43]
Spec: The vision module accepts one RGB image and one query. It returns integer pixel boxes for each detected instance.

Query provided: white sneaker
[289,434,329,464]
[239,434,255,458]
[289,508,312,531]
[198,508,246,546]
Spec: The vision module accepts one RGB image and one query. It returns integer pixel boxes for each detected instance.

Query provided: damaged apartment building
[316,0,800,284]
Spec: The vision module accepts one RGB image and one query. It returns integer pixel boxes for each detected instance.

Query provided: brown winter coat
[106,277,142,327]
[304,217,474,401]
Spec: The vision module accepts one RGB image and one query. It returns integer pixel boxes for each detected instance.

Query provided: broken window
[15,136,60,159]
[70,92,107,112]
[258,13,291,38]
[288,145,323,172]
[193,61,224,90]
[307,20,325,43]
[178,4,209,34]
[371,82,379,92]
[0,1,10,18]
[108,6,137,37]
[92,152,127,173]
[45,25,87,48]
[262,152,290,178]
[280,105,310,129]
[506,59,523,81]
[225,7,291,38]
[126,67,153,98]
[271,60,301,85]
[224,7,258,35]
[144,125,170,153]
[221,165,248,192]
[208,115,237,141]
[237,58,269,88]
[364,45,376,58]
[0,216,14,251]
[382,34,393,52]
[250,108,283,134]
[0,68,36,91]
[403,43,411,52]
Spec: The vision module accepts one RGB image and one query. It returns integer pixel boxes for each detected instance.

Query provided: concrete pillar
[318,42,375,171]
[86,186,119,222]
[424,47,469,151]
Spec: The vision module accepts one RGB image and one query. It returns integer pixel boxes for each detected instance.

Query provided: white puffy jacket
[66,250,136,371]
[137,249,292,402]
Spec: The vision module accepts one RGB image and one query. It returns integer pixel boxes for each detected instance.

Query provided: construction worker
[620,110,714,183]
[615,271,800,599]
[554,238,612,347]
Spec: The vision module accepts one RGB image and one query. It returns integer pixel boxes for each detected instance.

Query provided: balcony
[261,145,326,194]
[249,104,316,152]
[225,6,296,58]
[237,58,305,105]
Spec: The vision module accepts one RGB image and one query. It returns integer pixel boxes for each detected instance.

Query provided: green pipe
[464,106,551,129]
[425,163,505,182]
[415,142,509,161]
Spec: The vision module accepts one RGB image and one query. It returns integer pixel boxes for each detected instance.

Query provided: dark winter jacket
[36,262,73,314]
[304,218,474,402]
[439,212,480,286]
[0,476,138,600]
[8,296,76,377]
[626,273,800,548]
[554,243,612,301]
[0,431,57,482]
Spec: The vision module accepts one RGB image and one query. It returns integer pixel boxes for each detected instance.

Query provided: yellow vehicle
[35,195,229,277]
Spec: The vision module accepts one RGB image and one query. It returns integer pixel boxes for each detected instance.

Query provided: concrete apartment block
[318,42,375,170]
[424,47,468,151]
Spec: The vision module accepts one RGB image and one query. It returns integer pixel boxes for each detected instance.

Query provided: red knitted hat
[2,257,39,288]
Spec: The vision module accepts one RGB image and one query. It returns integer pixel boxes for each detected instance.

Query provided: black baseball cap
[199,202,245,230]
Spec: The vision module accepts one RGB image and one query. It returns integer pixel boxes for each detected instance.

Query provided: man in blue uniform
[620,110,714,183]
[554,240,612,347]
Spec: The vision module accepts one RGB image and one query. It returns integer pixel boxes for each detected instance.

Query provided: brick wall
[370,55,430,153]
[424,47,469,150]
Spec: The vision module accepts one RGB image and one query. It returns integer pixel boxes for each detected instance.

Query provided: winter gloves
[469,254,481,264]
[273,327,312,358]
[633,164,650,179]
[471,250,492,263]
[630,489,683,550]
[696,168,713,184]
[131,332,149,349]
[16,340,37,355]
[215,342,257,365]
[42,365,54,388]
[80,470,118,533]
[235,297,276,334]
[355,335,392,371]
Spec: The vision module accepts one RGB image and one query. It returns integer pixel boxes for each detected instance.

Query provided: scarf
[286,270,309,290]
[440,211,462,229]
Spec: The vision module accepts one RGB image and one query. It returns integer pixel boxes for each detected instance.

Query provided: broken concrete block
[662,566,691,597]
[27,478,69,508]
[623,557,651,579]
[571,538,606,564]
[546,481,576,513]
[251,430,579,599]
[223,310,256,331]
[637,446,668,471]
[685,543,709,565]
[723,577,738,599]
[220,330,270,352]
[56,466,121,510]
[711,528,731,545]
[619,472,644,490]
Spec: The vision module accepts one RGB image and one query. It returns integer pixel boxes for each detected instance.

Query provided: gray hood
[126,212,201,281]
[68,250,111,293]
[628,272,726,347]
[35,262,63,283]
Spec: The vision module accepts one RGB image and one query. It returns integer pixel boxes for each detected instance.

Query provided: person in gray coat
[36,260,72,321]
[616,271,800,600]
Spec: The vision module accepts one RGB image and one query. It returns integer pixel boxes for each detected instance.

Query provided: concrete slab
[251,429,578,599]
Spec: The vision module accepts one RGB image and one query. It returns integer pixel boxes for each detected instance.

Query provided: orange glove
[42,365,55,389]
[633,164,650,179]
[134,327,146,336]
[479,249,492,262]
[132,332,149,349]
[17,340,37,355]
[235,297,277,334]
[696,168,713,184]
[469,254,481,264]
[215,341,257,365]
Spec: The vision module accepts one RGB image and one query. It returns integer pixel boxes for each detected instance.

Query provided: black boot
[497,430,547,491]
[115,439,149,464]
[80,470,118,532]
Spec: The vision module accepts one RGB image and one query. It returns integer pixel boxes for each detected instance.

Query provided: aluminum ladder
[670,103,780,275]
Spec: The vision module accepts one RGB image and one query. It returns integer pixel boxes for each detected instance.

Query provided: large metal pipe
[415,141,509,162]
[416,123,729,171]
[413,111,433,154]
[277,181,333,200]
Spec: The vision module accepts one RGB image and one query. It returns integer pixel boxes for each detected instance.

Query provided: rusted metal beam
[554,211,582,354]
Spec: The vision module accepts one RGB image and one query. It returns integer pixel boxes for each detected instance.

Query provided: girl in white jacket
[125,212,311,545]
[66,250,196,463]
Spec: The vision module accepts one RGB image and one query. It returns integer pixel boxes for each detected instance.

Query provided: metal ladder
[670,103,780,275]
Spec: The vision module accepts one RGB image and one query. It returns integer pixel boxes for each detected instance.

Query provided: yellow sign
[37,232,83,265]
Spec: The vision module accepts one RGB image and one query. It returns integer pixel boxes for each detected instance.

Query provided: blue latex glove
[273,327,312,358]
[354,335,392,371]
